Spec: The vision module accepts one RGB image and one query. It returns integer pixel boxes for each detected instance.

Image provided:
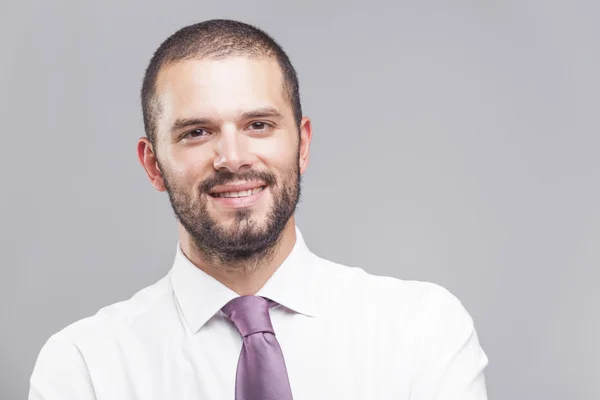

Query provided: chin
[218,211,267,229]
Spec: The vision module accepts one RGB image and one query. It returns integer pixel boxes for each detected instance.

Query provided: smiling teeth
[214,187,264,198]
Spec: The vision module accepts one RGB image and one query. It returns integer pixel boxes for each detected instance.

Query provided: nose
[212,127,253,173]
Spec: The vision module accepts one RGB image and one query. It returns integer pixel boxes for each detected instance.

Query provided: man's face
[151,56,307,262]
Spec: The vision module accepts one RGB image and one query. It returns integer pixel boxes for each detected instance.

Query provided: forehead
[155,56,288,126]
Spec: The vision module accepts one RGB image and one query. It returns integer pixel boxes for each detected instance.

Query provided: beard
[160,154,301,267]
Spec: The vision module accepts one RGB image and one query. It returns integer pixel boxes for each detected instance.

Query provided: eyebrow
[170,117,212,133]
[239,107,284,122]
[169,107,285,134]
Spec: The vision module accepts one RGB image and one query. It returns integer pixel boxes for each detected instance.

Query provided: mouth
[207,182,269,209]
[209,186,267,198]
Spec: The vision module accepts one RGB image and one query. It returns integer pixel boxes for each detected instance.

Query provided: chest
[82,315,415,400]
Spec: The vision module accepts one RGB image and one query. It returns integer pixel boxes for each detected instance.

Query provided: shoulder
[311,253,472,321]
[31,274,174,390]
[44,274,173,347]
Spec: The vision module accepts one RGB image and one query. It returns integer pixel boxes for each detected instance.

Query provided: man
[29,19,488,400]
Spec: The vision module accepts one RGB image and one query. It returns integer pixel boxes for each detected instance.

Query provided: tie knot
[222,296,275,337]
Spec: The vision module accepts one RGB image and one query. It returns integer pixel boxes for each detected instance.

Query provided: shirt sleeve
[410,284,489,400]
[29,336,97,400]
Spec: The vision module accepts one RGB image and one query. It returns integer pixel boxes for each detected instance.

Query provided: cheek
[164,147,214,187]
[254,134,298,169]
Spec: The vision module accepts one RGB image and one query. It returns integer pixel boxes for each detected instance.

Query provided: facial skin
[137,56,312,293]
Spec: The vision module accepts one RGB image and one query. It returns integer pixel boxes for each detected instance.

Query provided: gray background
[1,0,598,399]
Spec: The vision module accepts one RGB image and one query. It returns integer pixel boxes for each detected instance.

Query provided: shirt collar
[170,226,318,334]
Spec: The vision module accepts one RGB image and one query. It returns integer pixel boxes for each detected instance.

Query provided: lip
[209,181,267,195]
[209,186,268,209]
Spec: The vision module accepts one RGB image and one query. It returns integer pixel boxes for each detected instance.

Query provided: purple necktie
[222,296,293,400]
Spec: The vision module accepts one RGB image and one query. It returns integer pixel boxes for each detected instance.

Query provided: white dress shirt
[29,228,488,399]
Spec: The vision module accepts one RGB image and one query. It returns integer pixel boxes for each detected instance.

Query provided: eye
[249,122,271,131]
[184,129,209,139]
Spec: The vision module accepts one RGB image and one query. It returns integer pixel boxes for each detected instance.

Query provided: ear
[137,137,166,192]
[298,117,313,175]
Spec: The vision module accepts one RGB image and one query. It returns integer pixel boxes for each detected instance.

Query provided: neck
[178,218,297,296]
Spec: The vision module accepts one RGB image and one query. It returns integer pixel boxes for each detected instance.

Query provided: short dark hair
[140,19,302,145]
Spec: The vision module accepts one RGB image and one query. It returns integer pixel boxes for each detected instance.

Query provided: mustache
[200,169,277,194]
